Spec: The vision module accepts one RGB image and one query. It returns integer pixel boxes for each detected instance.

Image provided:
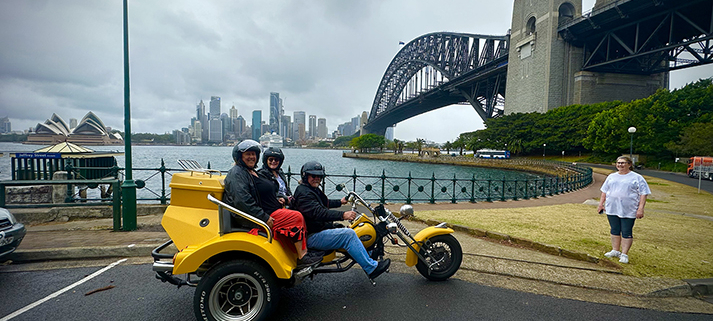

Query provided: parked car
[0,208,26,261]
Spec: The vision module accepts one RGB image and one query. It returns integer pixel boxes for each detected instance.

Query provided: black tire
[416,234,462,281]
[194,260,279,321]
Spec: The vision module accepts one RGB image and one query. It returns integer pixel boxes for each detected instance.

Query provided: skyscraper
[0,116,10,133]
[209,118,222,143]
[360,111,369,132]
[351,116,360,135]
[197,100,208,143]
[308,115,317,138]
[209,96,221,120]
[293,111,306,141]
[229,106,238,119]
[280,115,291,140]
[317,118,327,138]
[385,126,395,141]
[269,92,280,134]
[252,110,262,141]
[235,116,246,138]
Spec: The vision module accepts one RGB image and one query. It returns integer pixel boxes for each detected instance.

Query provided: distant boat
[259,132,283,148]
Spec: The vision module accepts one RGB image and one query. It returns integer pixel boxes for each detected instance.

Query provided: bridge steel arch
[364,32,509,136]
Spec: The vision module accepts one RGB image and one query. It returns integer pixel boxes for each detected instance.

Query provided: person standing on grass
[597,156,651,264]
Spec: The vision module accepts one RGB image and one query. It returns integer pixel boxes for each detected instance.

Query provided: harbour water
[0,142,537,181]
[1,142,542,202]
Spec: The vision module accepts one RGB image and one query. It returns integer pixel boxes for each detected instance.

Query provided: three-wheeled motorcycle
[152,165,462,321]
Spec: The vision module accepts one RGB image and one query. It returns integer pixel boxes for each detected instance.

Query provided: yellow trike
[152,169,462,321]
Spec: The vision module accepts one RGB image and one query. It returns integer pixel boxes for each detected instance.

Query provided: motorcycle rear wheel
[194,260,278,321]
[416,234,462,281]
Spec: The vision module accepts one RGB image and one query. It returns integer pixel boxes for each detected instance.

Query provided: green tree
[666,122,713,156]
[350,134,385,153]
[334,133,358,147]
[442,141,452,154]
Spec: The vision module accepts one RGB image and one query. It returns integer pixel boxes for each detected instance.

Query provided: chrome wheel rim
[209,273,264,321]
[426,241,453,272]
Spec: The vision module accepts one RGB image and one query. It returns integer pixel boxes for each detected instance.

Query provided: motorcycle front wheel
[416,234,463,281]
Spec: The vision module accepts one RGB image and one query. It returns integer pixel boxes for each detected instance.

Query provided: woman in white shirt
[597,156,651,264]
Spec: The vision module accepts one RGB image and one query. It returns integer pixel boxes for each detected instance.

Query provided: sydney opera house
[26,112,123,145]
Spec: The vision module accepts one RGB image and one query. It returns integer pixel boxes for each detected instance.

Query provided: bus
[475,149,510,159]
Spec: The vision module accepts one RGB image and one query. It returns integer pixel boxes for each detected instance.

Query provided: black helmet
[301,161,325,181]
[233,140,262,167]
[262,147,285,169]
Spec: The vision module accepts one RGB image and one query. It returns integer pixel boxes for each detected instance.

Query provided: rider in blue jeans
[292,161,391,281]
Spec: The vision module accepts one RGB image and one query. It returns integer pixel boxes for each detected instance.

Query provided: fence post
[451,174,457,204]
[352,169,357,192]
[487,179,492,202]
[380,169,386,204]
[406,171,412,204]
[159,158,167,205]
[65,163,74,203]
[113,180,122,231]
[555,176,560,194]
[501,177,506,202]
[430,172,436,204]
[524,178,529,199]
[0,183,5,207]
[470,174,476,203]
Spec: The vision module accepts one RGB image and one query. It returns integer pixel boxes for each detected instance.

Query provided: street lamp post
[628,126,637,164]
[121,0,137,231]
[543,143,546,160]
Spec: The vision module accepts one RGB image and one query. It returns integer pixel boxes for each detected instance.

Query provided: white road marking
[0,258,127,321]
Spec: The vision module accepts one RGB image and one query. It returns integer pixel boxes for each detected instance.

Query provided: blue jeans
[306,228,378,274]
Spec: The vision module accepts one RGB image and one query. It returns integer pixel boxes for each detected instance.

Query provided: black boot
[368,258,391,280]
[296,250,324,268]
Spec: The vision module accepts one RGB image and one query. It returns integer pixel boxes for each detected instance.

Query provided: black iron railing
[3,158,593,206]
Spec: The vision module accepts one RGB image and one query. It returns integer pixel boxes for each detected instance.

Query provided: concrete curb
[7,244,162,263]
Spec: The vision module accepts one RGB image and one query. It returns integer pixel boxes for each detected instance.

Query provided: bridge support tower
[505,0,668,115]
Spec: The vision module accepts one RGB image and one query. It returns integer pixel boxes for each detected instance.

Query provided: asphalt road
[0,261,710,321]
[585,163,713,195]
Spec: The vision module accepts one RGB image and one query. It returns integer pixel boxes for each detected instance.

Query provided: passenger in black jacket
[292,161,391,281]
[223,140,319,266]
[257,147,292,204]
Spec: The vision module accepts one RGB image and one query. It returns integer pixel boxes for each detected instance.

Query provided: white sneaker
[604,250,621,258]
[619,253,629,264]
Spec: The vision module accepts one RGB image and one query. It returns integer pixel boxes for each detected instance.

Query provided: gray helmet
[262,147,285,169]
[301,161,325,181]
[233,140,262,166]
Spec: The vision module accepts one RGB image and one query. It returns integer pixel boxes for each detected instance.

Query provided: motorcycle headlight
[399,204,414,217]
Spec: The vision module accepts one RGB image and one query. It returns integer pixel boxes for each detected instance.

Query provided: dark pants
[607,215,636,238]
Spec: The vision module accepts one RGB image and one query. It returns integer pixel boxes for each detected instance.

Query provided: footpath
[3,171,713,314]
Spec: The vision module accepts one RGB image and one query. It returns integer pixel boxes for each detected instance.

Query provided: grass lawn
[414,178,713,279]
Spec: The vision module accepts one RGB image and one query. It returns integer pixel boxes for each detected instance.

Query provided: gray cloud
[1,0,710,142]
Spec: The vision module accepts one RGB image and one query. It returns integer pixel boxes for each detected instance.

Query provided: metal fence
[2,158,592,206]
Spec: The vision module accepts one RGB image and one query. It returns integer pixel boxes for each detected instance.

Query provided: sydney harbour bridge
[362,0,713,136]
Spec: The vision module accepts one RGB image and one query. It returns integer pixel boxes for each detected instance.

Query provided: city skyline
[184,91,368,144]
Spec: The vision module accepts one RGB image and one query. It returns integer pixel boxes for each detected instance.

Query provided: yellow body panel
[169,172,225,210]
[162,206,220,250]
[173,232,297,279]
[349,214,377,249]
[404,226,454,267]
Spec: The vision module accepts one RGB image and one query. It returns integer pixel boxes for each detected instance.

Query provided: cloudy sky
[1,0,711,143]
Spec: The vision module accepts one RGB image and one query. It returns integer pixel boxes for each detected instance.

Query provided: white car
[0,207,26,260]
